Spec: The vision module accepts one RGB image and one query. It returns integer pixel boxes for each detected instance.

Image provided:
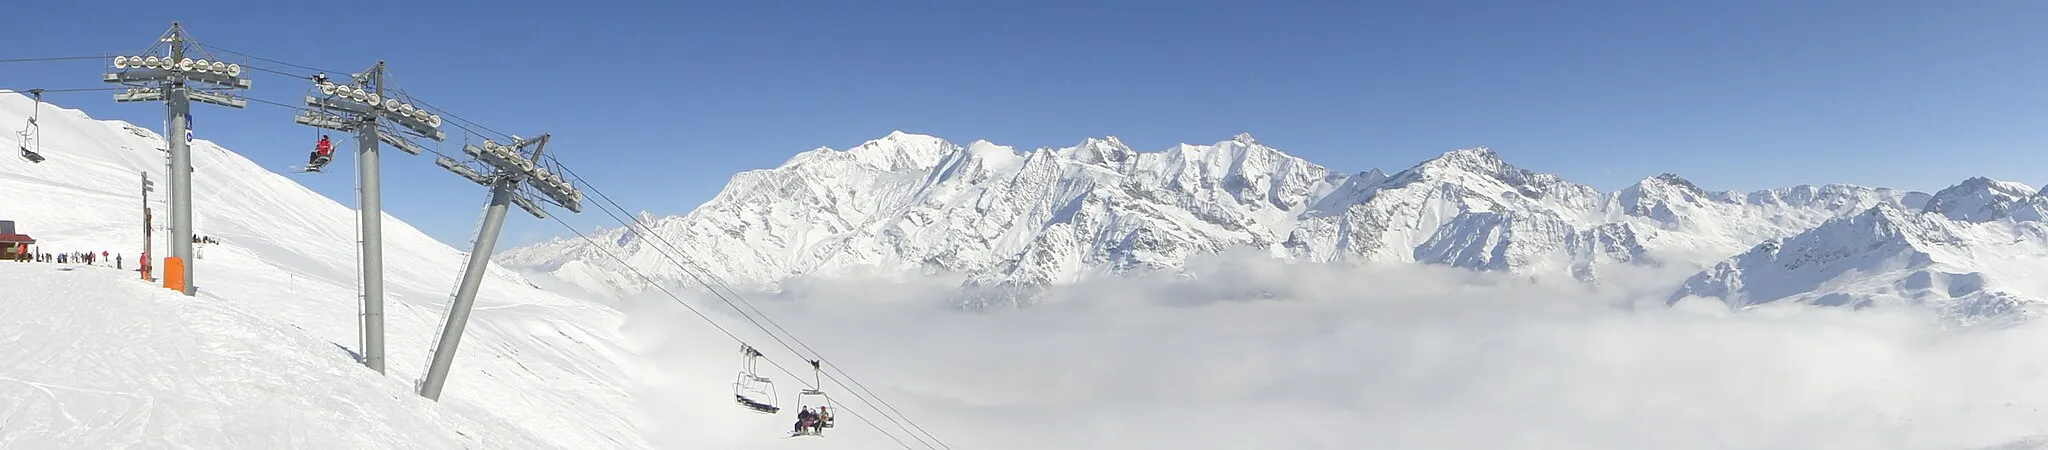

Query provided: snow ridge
[1671,202,2048,323]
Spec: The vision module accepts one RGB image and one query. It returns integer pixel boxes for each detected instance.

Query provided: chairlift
[792,359,835,436]
[734,345,780,414]
[17,89,45,163]
[292,80,342,174]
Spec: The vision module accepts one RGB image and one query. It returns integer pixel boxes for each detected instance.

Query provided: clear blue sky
[6,0,2048,250]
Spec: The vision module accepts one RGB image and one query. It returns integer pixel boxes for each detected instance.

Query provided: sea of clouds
[587,252,2048,450]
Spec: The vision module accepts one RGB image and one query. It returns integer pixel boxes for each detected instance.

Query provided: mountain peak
[1058,136,1135,165]
[861,130,943,147]
[1668,201,1982,313]
[1616,172,1725,223]
[1852,202,1966,247]
[1231,132,1256,144]
[1403,147,1511,176]
[781,131,956,173]
[1637,173,1711,198]
[1922,176,2038,223]
[1443,146,1494,158]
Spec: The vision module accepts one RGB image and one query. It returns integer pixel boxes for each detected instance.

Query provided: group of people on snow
[191,235,219,245]
[24,249,122,269]
[792,406,832,435]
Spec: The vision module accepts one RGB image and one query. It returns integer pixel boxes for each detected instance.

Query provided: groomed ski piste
[0,261,542,448]
[0,92,892,448]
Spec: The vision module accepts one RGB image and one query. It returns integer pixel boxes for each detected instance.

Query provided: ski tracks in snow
[0,263,551,448]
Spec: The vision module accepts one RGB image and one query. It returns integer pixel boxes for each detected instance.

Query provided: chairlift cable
[198,46,512,145]
[0,55,109,64]
[560,163,946,449]
[565,177,946,447]
[190,43,344,77]
[2,87,128,94]
[556,163,949,450]
[538,212,920,450]
[567,172,942,449]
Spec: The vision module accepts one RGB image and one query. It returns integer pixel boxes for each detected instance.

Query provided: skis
[289,160,333,173]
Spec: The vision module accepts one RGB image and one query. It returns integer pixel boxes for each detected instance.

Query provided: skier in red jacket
[307,135,333,169]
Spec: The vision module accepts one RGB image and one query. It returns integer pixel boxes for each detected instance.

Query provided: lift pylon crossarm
[311,80,444,139]
[293,112,355,132]
[102,70,250,90]
[305,95,377,116]
[110,54,244,78]
[378,131,427,155]
[509,194,548,220]
[434,156,493,186]
[382,112,444,141]
[187,91,245,108]
[114,88,166,103]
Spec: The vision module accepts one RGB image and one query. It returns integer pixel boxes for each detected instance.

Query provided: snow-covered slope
[1672,197,2048,324]
[0,91,649,448]
[500,132,1947,308]
[0,262,549,448]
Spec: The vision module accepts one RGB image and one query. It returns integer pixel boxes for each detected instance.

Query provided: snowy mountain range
[1673,181,2048,323]
[497,131,2048,317]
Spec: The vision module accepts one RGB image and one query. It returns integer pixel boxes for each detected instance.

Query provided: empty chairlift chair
[17,89,45,163]
[733,345,780,414]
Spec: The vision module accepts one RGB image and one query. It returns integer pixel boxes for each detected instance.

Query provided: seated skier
[307,135,334,170]
[793,407,816,434]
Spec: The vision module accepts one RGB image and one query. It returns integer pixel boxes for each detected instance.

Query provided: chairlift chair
[795,359,835,431]
[733,345,780,414]
[797,388,835,429]
[290,80,344,174]
[18,141,44,163]
[17,89,45,163]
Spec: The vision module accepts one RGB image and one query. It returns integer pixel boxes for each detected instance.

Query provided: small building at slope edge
[0,220,34,261]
